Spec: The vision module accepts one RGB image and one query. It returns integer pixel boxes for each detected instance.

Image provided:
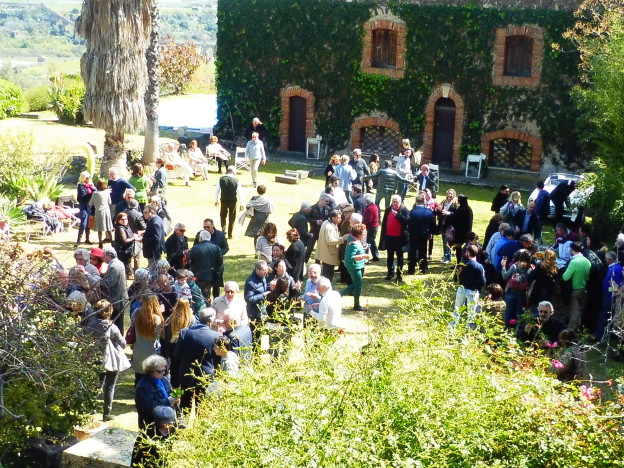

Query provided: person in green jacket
[340,223,370,311]
[129,163,150,210]
[364,160,411,211]
[562,242,591,331]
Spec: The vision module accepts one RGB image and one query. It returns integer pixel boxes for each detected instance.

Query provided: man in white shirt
[310,277,342,330]
[212,280,249,328]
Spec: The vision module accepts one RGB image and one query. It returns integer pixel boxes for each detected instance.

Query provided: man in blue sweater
[451,245,486,329]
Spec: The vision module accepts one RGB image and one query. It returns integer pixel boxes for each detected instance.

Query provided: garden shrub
[24,85,51,112]
[49,73,85,124]
[163,280,624,467]
[0,79,24,119]
[0,244,102,466]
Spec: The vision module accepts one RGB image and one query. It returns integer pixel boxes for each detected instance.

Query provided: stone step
[62,427,138,467]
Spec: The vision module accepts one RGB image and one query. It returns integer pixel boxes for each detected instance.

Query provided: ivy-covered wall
[216,0,582,169]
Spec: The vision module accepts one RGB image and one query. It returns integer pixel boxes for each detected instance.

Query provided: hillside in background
[0,0,217,72]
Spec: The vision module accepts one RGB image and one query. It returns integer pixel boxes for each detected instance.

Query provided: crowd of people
[32,133,624,460]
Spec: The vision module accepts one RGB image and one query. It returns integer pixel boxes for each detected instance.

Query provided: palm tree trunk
[143,2,160,164]
[101,133,127,178]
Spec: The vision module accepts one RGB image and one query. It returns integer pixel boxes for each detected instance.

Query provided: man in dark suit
[514,201,540,239]
[306,194,332,262]
[414,164,438,198]
[351,184,366,214]
[100,246,129,334]
[407,194,436,275]
[214,166,244,239]
[186,230,223,301]
[288,201,313,248]
[193,218,228,298]
[174,307,221,410]
[165,223,189,269]
[142,205,165,267]
[550,180,576,224]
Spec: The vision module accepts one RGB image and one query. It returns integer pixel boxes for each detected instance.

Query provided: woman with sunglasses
[135,354,179,433]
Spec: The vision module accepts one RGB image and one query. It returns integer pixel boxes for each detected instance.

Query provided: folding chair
[235,147,251,172]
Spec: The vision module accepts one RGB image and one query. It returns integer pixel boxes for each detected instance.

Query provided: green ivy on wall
[216,0,581,166]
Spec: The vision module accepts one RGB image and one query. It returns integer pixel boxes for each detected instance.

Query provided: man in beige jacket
[315,210,347,283]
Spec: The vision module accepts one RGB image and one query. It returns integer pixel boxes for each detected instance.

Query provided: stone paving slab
[62,428,137,468]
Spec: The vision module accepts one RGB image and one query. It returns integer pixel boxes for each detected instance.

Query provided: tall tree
[143,2,160,165]
[565,1,624,238]
[76,0,153,178]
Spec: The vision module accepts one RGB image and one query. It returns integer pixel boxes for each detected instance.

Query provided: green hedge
[24,85,51,112]
[216,0,581,165]
[0,79,24,119]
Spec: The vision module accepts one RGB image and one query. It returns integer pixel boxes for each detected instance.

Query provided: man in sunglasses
[165,223,189,270]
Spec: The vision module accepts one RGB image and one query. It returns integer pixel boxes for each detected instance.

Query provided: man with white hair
[99,246,129,333]
[306,194,332,262]
[302,263,322,318]
[69,248,100,289]
[288,201,313,249]
[310,277,342,330]
[186,229,223,301]
[379,194,409,282]
[223,302,252,361]
[107,167,134,216]
[115,188,137,216]
[165,222,189,269]
[212,281,249,327]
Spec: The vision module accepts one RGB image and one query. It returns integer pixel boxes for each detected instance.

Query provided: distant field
[18,58,81,75]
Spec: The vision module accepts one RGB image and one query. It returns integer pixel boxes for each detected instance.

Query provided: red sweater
[362,203,380,229]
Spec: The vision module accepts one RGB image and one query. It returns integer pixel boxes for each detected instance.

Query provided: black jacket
[174,323,221,390]
[165,233,188,269]
[288,210,312,244]
[143,215,165,260]
[186,241,223,282]
[379,204,410,250]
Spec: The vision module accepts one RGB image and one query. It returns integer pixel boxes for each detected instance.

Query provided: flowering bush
[162,281,624,466]
[0,244,101,465]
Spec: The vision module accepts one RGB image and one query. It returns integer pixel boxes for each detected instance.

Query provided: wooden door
[432,97,456,168]
[288,96,306,152]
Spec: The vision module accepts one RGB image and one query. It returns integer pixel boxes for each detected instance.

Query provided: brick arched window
[279,86,315,152]
[362,17,406,79]
[492,25,544,87]
[351,116,400,157]
[481,130,542,172]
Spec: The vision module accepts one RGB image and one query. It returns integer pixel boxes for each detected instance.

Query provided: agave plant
[0,196,26,225]
[25,173,66,204]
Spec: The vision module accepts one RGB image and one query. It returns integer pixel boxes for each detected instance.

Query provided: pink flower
[508,319,517,326]
[552,359,564,369]
[546,341,558,348]
[580,385,602,403]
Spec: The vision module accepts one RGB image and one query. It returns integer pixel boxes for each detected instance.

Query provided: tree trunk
[101,133,127,179]
[143,2,160,165]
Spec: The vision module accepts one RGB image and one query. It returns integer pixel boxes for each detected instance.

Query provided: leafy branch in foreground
[162,280,624,467]
[0,243,101,465]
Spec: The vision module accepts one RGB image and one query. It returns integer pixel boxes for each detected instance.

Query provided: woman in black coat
[285,228,306,283]
[446,194,473,264]
[113,212,137,277]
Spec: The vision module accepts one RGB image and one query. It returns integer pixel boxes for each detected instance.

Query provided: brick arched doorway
[279,87,315,152]
[350,116,401,158]
[423,84,464,170]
